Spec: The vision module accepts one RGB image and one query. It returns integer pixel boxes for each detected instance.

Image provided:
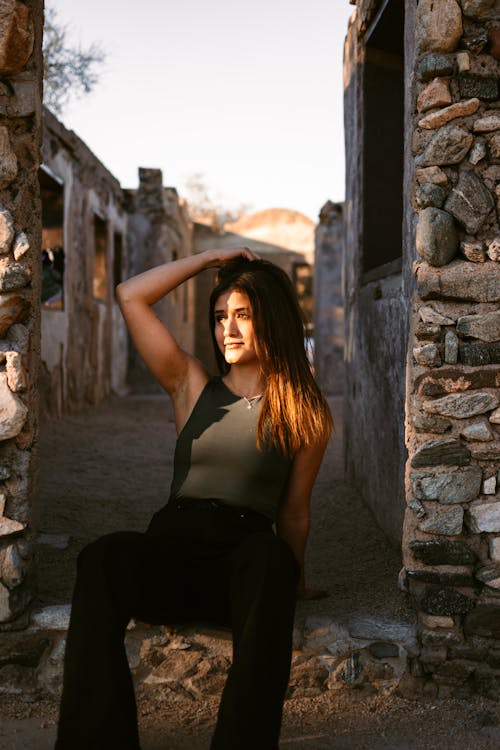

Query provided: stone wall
[39,108,129,415]
[314,201,344,396]
[0,0,43,627]
[125,169,194,391]
[402,0,500,698]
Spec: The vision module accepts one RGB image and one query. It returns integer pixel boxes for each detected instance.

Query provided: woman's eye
[237,313,249,319]
[215,315,225,323]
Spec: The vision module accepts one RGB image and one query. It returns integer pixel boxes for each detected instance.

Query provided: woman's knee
[76,532,142,574]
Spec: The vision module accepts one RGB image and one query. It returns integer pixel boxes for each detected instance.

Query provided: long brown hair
[209,258,332,458]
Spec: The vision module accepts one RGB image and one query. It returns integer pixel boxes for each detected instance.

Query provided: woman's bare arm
[276,439,328,599]
[116,247,257,429]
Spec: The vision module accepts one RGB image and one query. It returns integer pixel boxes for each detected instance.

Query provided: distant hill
[224,208,315,262]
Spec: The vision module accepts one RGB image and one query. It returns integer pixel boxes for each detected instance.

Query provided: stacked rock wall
[0,0,43,627]
[403,0,500,698]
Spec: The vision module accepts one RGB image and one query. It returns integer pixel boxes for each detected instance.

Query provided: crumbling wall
[403,0,500,699]
[40,108,129,415]
[0,0,43,627]
[314,201,344,395]
[125,169,194,391]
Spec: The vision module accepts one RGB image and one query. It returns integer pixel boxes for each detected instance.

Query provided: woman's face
[213,289,259,367]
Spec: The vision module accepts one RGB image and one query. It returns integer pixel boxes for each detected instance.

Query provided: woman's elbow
[115,281,133,307]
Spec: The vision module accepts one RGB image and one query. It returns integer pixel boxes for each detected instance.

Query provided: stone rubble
[0,606,418,701]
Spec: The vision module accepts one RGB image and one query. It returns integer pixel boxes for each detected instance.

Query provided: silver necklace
[243,394,262,410]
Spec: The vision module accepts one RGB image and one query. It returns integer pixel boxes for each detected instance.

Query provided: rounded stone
[487,238,500,262]
[413,343,442,367]
[0,204,14,254]
[0,372,27,440]
[0,0,35,75]
[416,0,463,53]
[416,125,473,168]
[0,259,31,292]
[415,183,447,209]
[416,207,458,266]
[0,293,30,337]
[417,77,452,113]
[459,0,495,17]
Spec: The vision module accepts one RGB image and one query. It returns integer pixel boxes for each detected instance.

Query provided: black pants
[55,500,299,750]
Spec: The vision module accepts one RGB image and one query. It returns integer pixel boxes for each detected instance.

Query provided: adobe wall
[0,0,43,627]
[39,108,129,415]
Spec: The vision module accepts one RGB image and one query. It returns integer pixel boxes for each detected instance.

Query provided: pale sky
[51,0,354,222]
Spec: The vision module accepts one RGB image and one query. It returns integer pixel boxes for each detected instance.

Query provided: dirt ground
[1,394,500,748]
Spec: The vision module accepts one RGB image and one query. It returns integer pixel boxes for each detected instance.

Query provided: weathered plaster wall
[343,1,410,545]
[0,0,43,627]
[40,109,129,415]
[314,201,345,396]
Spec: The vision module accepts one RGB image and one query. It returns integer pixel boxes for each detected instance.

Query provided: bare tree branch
[43,7,106,116]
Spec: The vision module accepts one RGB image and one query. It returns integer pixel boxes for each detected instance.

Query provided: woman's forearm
[276,514,310,593]
[116,250,217,308]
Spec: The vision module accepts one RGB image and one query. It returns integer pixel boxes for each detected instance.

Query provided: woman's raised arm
[116,247,257,401]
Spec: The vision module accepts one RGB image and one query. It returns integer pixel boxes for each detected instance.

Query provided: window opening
[292,262,313,333]
[362,0,404,281]
[113,232,123,290]
[93,215,108,301]
[40,165,65,310]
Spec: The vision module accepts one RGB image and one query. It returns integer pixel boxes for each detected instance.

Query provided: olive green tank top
[169,377,292,521]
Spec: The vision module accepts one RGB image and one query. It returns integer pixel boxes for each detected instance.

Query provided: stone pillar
[403,0,500,697]
[0,0,44,627]
[314,200,344,396]
[125,169,193,391]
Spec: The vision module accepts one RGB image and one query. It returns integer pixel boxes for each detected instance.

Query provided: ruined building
[343,0,500,696]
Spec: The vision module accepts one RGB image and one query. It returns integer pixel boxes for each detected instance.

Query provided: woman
[55,247,332,750]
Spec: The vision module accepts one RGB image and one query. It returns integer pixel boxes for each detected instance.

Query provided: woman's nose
[224,316,238,336]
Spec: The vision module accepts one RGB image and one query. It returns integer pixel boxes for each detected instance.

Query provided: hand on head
[209,247,260,268]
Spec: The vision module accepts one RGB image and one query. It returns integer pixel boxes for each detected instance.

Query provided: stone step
[0,605,417,702]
